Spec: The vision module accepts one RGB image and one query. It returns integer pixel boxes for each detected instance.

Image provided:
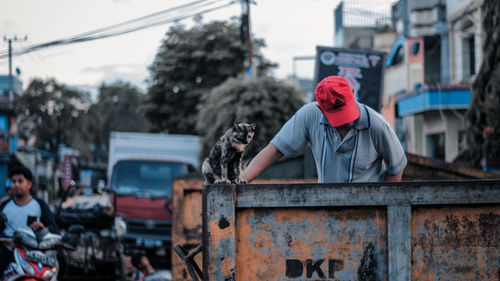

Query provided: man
[130,251,155,280]
[241,75,407,183]
[0,166,58,273]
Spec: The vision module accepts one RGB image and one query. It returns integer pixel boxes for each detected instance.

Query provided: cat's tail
[202,158,215,184]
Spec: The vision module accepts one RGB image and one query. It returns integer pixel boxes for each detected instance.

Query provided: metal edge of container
[202,180,500,281]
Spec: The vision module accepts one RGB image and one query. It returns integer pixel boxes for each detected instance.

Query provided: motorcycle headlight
[42,266,57,279]
[14,249,35,276]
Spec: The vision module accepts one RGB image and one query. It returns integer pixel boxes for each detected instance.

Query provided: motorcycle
[0,214,66,281]
[56,186,127,281]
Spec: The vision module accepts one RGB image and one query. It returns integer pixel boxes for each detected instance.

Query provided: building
[0,75,23,104]
[382,0,482,163]
[0,75,21,198]
[447,0,483,83]
[334,0,396,53]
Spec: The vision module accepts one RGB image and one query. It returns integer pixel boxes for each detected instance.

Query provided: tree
[462,0,500,167]
[144,19,276,134]
[196,76,305,163]
[76,82,150,163]
[15,78,90,157]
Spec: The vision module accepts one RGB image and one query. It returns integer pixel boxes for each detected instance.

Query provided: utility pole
[241,0,252,77]
[3,35,27,108]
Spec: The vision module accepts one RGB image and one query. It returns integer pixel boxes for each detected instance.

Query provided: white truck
[107,132,200,183]
[107,131,200,267]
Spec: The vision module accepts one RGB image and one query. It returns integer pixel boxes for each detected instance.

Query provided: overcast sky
[0,0,395,96]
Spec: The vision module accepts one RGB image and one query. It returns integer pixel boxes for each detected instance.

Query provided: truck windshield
[111,160,189,197]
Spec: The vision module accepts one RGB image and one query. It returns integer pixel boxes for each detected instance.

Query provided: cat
[202,123,256,184]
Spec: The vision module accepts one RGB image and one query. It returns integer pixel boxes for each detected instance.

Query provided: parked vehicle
[107,132,199,268]
[56,186,126,281]
[0,214,62,281]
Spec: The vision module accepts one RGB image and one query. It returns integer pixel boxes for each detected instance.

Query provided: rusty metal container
[203,180,500,280]
[171,177,316,281]
[172,178,204,281]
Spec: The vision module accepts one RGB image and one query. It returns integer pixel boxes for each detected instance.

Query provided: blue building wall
[397,88,471,116]
[0,75,23,98]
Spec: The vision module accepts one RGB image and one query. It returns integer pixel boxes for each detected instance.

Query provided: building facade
[0,75,22,104]
[381,0,482,163]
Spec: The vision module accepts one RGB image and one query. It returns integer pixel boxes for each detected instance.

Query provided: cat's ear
[233,123,239,131]
[249,123,256,130]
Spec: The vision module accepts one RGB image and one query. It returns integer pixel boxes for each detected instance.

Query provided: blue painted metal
[0,75,23,96]
[0,155,9,198]
[9,135,17,153]
[397,88,471,116]
[386,36,405,67]
[0,116,7,131]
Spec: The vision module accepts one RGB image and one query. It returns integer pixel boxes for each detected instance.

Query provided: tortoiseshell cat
[202,123,256,184]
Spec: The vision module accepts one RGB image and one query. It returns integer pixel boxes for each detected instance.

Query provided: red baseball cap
[315,76,359,127]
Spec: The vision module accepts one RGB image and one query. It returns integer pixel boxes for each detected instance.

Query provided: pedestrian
[0,166,58,274]
[241,75,407,183]
[130,251,155,281]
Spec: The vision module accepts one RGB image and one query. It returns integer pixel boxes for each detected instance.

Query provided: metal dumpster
[203,180,500,280]
[172,178,315,281]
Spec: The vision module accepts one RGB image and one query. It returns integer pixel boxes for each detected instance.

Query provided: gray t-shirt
[271,102,407,182]
[2,199,41,237]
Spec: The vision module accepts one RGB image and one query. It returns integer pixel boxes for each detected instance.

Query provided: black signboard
[314,46,386,112]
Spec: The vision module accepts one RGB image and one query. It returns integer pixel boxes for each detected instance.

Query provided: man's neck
[14,194,33,206]
[335,121,356,140]
[336,126,352,140]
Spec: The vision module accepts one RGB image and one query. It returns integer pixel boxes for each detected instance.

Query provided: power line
[0,0,233,58]
[0,0,237,61]
[64,0,214,40]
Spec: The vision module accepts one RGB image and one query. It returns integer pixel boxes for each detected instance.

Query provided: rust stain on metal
[207,215,236,279]
[173,178,316,281]
[235,208,387,280]
[218,215,230,229]
[412,206,500,280]
[172,178,204,281]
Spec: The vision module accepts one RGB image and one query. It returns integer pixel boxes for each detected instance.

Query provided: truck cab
[111,159,195,266]
[107,132,200,268]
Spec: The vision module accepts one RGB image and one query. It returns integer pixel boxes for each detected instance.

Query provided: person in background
[130,251,155,281]
[0,166,58,273]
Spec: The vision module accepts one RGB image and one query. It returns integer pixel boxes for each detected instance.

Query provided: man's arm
[384,170,403,182]
[35,198,59,233]
[241,143,283,183]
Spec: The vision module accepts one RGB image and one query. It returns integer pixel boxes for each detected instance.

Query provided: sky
[0,0,396,97]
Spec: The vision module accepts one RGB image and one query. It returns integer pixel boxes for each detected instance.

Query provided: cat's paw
[233,178,247,184]
[215,179,231,184]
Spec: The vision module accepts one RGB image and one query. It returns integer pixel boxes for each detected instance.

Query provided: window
[462,35,476,80]
[391,45,404,66]
[468,36,476,76]
[111,160,190,196]
[461,18,476,80]
[427,133,445,160]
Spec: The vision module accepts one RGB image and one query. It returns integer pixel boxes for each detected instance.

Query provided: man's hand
[30,221,45,231]
[241,144,283,183]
